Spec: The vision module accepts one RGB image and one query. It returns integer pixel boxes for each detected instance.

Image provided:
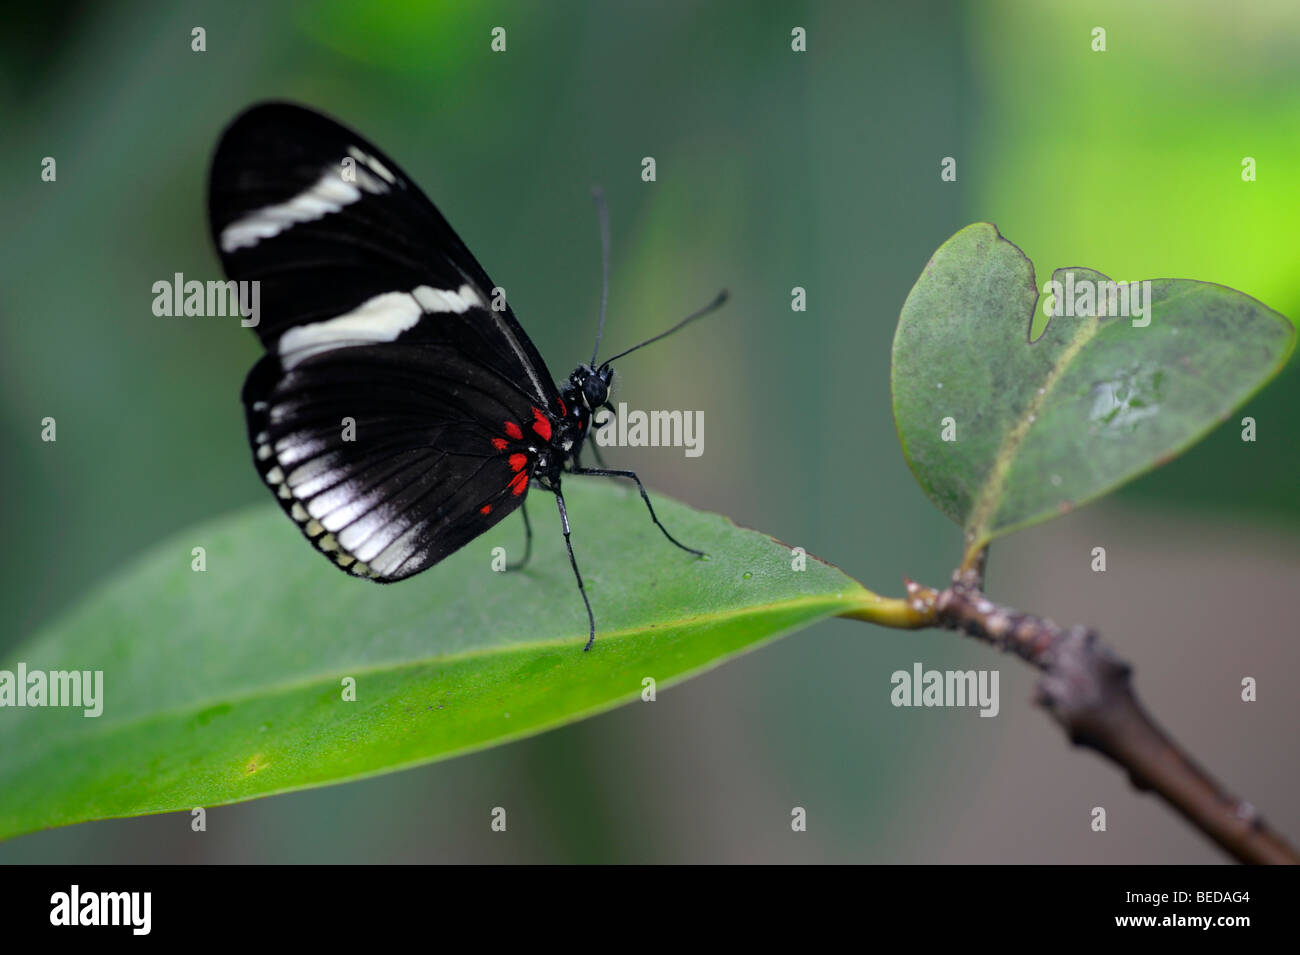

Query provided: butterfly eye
[583,376,608,408]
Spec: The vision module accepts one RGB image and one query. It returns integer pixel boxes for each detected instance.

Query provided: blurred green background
[1,0,1296,863]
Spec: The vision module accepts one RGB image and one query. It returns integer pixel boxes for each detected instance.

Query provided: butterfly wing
[243,341,543,582]
[211,102,560,581]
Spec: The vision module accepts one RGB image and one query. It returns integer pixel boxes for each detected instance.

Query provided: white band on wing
[220,147,394,254]
[277,284,485,367]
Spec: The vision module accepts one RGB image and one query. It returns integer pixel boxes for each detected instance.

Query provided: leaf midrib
[962,310,1105,558]
[0,590,868,759]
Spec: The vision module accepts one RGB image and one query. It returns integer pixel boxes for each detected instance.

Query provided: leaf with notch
[891,223,1295,565]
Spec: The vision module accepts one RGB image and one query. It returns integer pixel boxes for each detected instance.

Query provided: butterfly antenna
[590,185,611,366]
[599,289,730,367]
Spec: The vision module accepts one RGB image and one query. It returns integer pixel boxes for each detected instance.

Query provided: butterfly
[207,102,726,649]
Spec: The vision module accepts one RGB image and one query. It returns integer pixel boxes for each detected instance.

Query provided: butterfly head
[566,363,614,413]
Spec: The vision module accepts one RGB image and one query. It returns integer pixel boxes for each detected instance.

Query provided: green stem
[840,589,935,629]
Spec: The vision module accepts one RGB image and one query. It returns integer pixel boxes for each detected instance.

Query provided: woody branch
[885,568,1298,865]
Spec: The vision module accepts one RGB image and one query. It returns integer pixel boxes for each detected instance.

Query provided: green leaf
[0,478,892,840]
[892,223,1295,565]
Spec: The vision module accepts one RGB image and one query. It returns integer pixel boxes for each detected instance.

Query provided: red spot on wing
[491,438,508,450]
[504,420,523,440]
[531,407,552,441]
[480,504,492,515]
[509,471,529,496]
[508,453,527,472]
[558,397,567,417]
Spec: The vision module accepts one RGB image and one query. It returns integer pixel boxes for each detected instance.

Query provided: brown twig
[888,574,1299,865]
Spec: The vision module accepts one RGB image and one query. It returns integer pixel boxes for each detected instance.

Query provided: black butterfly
[208,102,725,649]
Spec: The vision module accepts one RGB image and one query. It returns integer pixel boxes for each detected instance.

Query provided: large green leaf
[0,478,889,840]
[892,223,1295,564]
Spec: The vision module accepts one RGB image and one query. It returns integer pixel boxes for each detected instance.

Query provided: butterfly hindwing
[213,102,561,581]
[244,344,541,581]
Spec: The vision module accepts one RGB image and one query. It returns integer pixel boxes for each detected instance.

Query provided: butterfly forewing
[212,102,560,581]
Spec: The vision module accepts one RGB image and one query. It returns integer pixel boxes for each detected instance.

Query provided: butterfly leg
[554,488,597,651]
[571,467,705,558]
[591,403,615,468]
[506,500,533,571]
[571,441,609,471]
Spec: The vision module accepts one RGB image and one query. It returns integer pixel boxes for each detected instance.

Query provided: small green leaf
[892,223,1295,565]
[0,479,890,840]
